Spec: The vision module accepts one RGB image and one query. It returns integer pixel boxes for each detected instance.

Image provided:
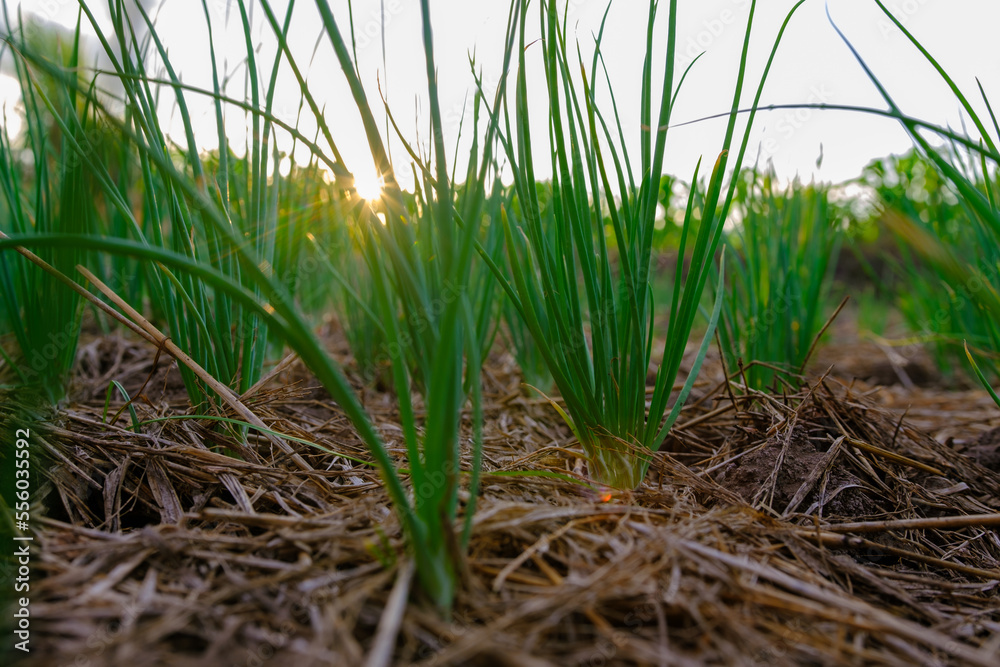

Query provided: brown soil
[5,321,1000,666]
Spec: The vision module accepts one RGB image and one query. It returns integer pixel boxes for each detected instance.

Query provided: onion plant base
[585,438,653,491]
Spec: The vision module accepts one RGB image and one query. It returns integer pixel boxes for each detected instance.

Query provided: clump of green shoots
[52,0,290,409]
[0,0,493,615]
[863,149,998,377]
[0,11,95,404]
[488,0,806,489]
[835,1,1000,385]
[307,199,393,385]
[716,167,844,391]
[312,0,500,610]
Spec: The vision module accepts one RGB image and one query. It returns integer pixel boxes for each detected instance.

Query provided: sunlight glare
[353,166,384,202]
[0,75,23,139]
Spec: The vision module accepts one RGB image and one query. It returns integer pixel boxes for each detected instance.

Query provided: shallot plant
[487,0,807,489]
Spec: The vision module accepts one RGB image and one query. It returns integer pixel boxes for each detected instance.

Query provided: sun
[353,167,384,202]
[0,75,24,139]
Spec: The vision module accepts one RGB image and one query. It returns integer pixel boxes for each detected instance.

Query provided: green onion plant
[835,1,1000,383]
[0,10,94,404]
[0,0,496,615]
[487,0,806,489]
[310,0,499,611]
[716,167,844,391]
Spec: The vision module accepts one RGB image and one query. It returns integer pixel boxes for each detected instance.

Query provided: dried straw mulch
[6,332,1000,667]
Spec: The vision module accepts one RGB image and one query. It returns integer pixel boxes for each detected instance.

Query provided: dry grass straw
[7,333,1000,666]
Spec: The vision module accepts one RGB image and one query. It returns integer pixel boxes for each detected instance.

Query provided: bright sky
[3,0,999,191]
